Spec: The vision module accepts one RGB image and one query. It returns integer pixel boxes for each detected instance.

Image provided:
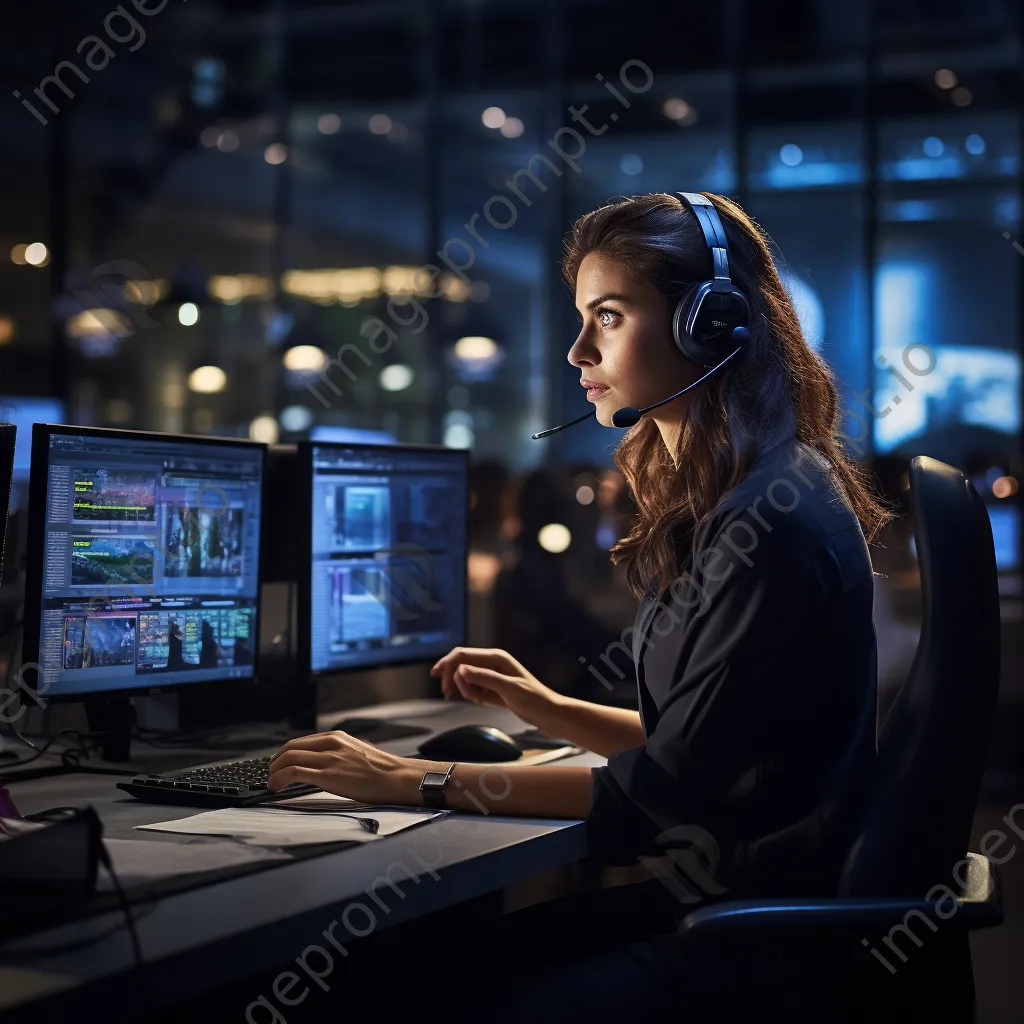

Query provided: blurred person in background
[554,463,639,647]
[465,459,513,648]
[492,467,630,703]
[468,458,512,555]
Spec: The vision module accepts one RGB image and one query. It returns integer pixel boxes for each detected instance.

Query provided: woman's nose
[567,329,597,368]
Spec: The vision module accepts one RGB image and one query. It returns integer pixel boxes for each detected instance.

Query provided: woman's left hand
[267,731,421,805]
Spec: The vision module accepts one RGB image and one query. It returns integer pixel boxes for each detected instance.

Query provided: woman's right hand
[429,647,562,728]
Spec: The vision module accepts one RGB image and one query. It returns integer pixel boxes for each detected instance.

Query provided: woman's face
[567,253,698,430]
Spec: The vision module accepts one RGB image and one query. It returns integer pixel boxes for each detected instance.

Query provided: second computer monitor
[303,442,468,675]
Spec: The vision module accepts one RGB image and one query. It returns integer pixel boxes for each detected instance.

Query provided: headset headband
[671,191,732,282]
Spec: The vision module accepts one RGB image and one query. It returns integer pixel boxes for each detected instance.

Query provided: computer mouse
[417,725,522,763]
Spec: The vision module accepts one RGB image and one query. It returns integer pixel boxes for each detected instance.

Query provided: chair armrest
[677,852,1003,943]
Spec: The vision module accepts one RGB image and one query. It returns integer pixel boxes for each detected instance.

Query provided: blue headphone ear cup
[673,289,749,368]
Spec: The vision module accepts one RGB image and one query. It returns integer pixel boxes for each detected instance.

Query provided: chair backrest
[840,456,1001,896]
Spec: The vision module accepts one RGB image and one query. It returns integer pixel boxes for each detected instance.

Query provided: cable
[98,842,151,1013]
[2,805,151,1012]
[2,805,152,974]
[0,727,99,777]
[14,725,96,762]
[0,632,100,771]
[8,723,43,751]
[58,731,102,769]
[0,901,159,957]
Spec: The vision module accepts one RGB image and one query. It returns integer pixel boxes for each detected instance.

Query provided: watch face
[420,771,449,788]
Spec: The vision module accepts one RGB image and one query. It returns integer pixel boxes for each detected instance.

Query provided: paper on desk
[268,791,371,811]
[96,838,291,891]
[134,805,443,847]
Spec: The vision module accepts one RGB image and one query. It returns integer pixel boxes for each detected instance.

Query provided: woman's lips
[581,380,610,402]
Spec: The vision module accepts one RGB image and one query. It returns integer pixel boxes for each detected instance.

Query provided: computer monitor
[300,442,468,677]
[22,425,265,705]
[986,504,1020,574]
[0,395,66,508]
[0,424,15,570]
[309,425,397,445]
[872,344,1020,454]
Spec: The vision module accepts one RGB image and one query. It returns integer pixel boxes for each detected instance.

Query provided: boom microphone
[530,408,596,440]
[531,326,747,440]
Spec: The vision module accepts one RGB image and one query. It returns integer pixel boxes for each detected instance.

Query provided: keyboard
[116,722,561,807]
[116,754,320,807]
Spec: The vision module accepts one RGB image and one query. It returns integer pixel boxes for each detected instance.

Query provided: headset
[532,191,752,438]
[667,191,750,369]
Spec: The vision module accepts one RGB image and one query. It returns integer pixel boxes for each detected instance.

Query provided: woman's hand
[267,731,420,804]
[429,647,563,728]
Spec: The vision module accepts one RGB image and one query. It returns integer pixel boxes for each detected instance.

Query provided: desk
[0,700,605,1022]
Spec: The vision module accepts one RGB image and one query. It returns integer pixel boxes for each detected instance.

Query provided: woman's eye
[597,308,617,327]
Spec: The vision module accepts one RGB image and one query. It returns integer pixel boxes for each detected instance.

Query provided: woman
[267,192,891,1018]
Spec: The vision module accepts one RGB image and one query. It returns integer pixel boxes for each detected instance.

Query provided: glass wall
[0,0,1019,480]
[873,51,1021,471]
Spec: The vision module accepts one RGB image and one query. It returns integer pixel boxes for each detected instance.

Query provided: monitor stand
[84,694,134,763]
[73,694,148,775]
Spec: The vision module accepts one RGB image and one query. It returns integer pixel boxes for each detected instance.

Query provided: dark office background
[0,1,1021,1018]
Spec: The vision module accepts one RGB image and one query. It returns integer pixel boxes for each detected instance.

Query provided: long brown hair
[562,192,892,600]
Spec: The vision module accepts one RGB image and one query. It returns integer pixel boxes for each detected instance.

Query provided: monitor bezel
[21,423,268,704]
[296,440,470,681]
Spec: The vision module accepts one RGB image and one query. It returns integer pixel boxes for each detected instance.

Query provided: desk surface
[0,700,605,1020]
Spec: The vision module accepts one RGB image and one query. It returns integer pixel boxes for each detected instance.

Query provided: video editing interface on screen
[37,432,263,697]
[310,445,466,673]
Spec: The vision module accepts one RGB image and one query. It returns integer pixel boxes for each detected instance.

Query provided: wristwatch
[419,762,458,809]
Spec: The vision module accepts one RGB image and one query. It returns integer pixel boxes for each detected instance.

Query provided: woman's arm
[268,731,597,819]
[430,647,645,758]
[396,760,596,818]
[528,695,645,758]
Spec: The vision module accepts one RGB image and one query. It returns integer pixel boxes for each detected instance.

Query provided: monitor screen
[307,443,467,674]
[0,395,66,507]
[26,426,264,699]
[986,504,1020,573]
[873,344,1020,453]
[309,425,397,445]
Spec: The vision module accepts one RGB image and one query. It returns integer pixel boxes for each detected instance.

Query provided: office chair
[676,456,1004,1020]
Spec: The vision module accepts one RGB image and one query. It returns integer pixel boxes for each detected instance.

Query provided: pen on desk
[264,806,379,832]
[307,812,380,833]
